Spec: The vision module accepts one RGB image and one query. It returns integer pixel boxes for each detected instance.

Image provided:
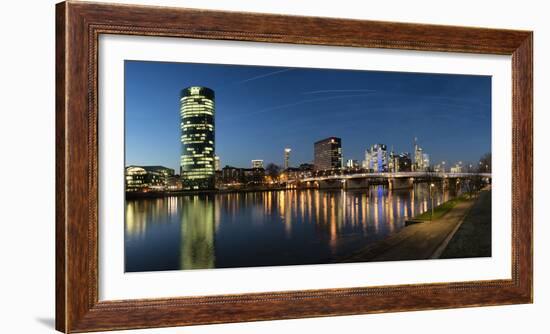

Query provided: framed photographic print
[56,1,533,332]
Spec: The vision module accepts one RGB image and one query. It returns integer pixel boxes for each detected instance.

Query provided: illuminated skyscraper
[314,137,342,171]
[413,137,429,171]
[365,144,388,172]
[180,86,215,190]
[284,148,291,170]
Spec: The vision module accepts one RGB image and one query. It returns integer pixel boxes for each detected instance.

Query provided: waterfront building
[243,167,265,185]
[298,163,314,178]
[284,148,292,170]
[284,167,301,182]
[365,144,388,172]
[251,159,264,169]
[214,156,221,171]
[219,165,265,186]
[125,165,175,192]
[314,137,342,171]
[180,86,216,190]
[221,166,244,185]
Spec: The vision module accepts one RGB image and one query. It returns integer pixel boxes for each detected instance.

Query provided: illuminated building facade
[251,159,264,169]
[346,159,359,169]
[125,165,175,192]
[180,86,215,190]
[364,144,388,172]
[314,137,342,171]
[397,153,412,172]
[412,137,431,171]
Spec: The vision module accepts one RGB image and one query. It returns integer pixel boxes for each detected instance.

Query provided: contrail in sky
[302,89,378,94]
[218,93,375,121]
[235,68,293,85]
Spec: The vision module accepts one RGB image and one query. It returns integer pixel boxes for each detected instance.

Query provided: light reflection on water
[125,184,456,272]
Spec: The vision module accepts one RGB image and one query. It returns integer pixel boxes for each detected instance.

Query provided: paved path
[341,197,476,263]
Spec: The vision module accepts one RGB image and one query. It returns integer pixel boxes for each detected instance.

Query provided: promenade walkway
[341,191,489,263]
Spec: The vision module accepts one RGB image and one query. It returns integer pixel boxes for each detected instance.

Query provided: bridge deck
[302,172,491,182]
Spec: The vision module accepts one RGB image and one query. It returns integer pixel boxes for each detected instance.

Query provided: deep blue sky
[125,60,491,172]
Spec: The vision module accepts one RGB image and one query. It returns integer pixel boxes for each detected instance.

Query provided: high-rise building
[284,148,291,170]
[365,144,388,172]
[314,137,342,171]
[397,153,412,172]
[180,86,215,190]
[422,153,430,170]
[251,159,264,169]
[214,156,221,171]
[346,159,359,168]
[413,137,430,171]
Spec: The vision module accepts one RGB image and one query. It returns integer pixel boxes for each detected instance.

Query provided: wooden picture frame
[56,1,533,332]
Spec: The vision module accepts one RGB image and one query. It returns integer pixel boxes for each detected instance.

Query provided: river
[125,183,458,272]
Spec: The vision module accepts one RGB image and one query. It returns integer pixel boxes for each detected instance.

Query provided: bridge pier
[318,179,344,190]
[388,177,414,190]
[296,180,318,189]
[344,178,369,190]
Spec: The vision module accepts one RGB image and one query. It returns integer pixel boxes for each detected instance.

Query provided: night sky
[125,60,491,172]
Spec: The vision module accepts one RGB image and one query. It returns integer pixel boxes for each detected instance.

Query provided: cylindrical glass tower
[180,86,215,190]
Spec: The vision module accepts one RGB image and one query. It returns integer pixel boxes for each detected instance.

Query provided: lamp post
[430,183,435,221]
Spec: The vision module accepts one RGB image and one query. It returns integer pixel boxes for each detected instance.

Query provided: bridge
[297,171,491,190]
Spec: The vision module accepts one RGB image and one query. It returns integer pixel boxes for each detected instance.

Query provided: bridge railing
[300,172,491,182]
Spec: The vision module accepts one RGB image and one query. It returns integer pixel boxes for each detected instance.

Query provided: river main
[125,183,459,272]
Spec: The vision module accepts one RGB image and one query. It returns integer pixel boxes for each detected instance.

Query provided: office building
[251,159,264,169]
[314,137,342,171]
[180,86,215,190]
[365,144,388,172]
[397,153,412,172]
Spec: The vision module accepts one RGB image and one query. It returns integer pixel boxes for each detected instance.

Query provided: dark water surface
[125,184,456,272]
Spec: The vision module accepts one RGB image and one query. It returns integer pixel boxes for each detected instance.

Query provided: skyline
[125,60,491,172]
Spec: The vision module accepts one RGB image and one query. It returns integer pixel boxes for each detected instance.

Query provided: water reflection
[180,196,215,270]
[125,183,458,272]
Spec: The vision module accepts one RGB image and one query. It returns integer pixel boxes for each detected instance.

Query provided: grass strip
[415,194,468,221]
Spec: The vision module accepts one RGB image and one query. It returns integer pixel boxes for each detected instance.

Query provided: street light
[430,183,435,221]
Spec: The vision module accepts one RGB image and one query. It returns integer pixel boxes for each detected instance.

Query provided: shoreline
[125,186,321,199]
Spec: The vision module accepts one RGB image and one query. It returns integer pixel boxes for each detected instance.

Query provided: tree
[479,153,491,173]
[265,163,281,180]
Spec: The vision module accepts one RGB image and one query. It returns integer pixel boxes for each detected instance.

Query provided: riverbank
[339,189,491,263]
[125,186,317,199]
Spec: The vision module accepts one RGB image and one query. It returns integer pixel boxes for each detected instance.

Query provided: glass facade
[180,86,216,190]
[365,144,388,172]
